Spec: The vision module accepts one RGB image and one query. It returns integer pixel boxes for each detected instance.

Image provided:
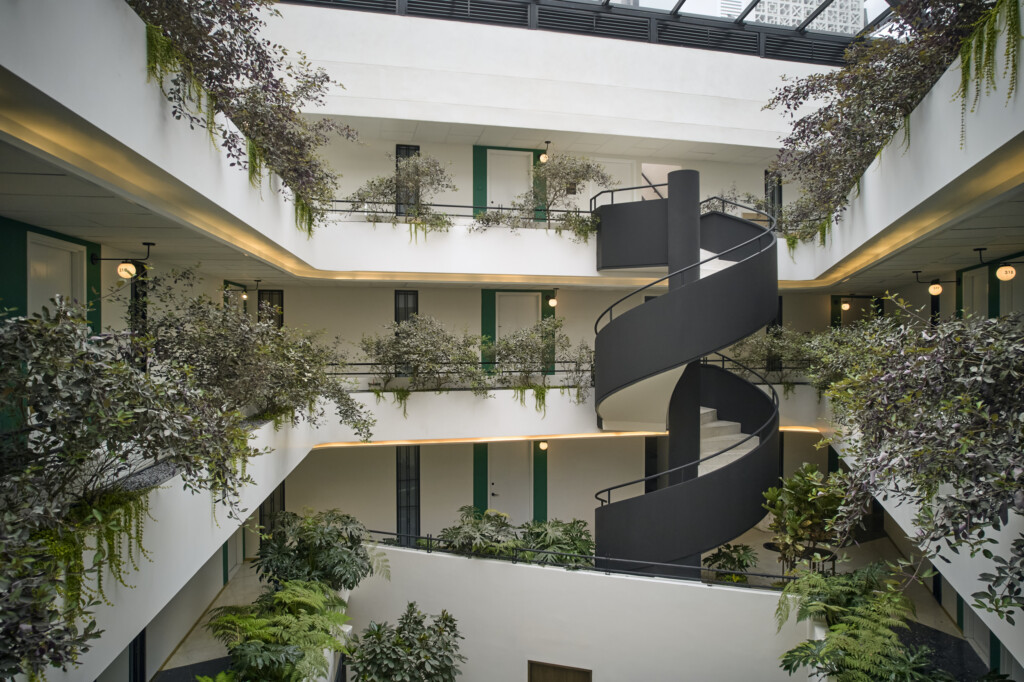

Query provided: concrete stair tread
[700,419,742,438]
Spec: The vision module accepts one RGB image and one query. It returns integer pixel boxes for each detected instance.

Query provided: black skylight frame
[281,0,857,66]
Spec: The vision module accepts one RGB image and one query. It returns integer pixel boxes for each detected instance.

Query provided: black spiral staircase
[592,170,780,574]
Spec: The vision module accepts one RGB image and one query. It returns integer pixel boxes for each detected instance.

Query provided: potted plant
[205,580,349,682]
[437,506,521,557]
[347,602,467,682]
[702,543,758,583]
[253,509,387,602]
[762,463,843,574]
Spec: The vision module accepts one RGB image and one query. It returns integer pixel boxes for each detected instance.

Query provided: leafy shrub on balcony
[144,269,374,439]
[347,602,467,682]
[810,303,1024,620]
[0,299,259,678]
[129,0,356,235]
[436,506,595,568]
[345,153,458,240]
[487,317,593,413]
[360,315,594,414]
[437,506,521,557]
[472,154,615,243]
[254,509,388,593]
[360,315,488,413]
[518,518,595,567]
[763,0,1020,246]
[702,543,758,583]
[206,580,349,682]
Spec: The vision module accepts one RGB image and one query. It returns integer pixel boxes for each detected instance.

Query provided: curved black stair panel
[594,231,777,409]
[595,364,779,566]
[591,169,780,572]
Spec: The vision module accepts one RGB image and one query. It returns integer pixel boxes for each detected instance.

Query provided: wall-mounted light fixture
[537,441,549,451]
[539,141,551,164]
[840,301,851,311]
[913,271,955,296]
[548,288,558,308]
[91,242,154,279]
[974,247,1020,282]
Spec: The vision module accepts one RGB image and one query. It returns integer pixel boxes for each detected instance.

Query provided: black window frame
[395,290,419,324]
[396,445,420,547]
[257,289,285,328]
[395,144,421,217]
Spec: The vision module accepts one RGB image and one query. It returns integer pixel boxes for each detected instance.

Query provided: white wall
[781,431,826,478]
[347,547,810,682]
[285,436,645,539]
[143,548,225,680]
[271,6,830,151]
[782,293,830,331]
[345,390,602,444]
[547,437,643,531]
[421,444,474,536]
[287,447,398,533]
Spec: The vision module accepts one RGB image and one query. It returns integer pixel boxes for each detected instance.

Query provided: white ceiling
[833,184,1024,294]
[337,115,779,165]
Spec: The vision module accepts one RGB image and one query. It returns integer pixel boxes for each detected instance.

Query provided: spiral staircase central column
[665,170,702,495]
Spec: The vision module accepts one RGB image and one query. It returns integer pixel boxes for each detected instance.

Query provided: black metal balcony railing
[331,199,587,222]
[281,0,852,66]
[366,528,795,586]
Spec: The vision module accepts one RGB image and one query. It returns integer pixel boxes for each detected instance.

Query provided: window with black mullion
[257,289,284,328]
[396,446,420,546]
[395,144,420,216]
[394,290,419,323]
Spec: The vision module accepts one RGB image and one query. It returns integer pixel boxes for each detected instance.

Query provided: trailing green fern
[207,580,349,682]
[957,0,1021,142]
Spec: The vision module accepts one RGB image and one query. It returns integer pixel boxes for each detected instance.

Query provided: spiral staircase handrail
[593,197,776,335]
[593,352,779,505]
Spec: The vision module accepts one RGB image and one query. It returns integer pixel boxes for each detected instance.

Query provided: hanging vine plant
[0,299,261,678]
[766,0,1019,246]
[128,0,355,236]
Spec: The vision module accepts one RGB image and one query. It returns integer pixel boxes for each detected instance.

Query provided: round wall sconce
[91,242,154,279]
[241,291,249,300]
[539,141,551,164]
[973,248,1020,283]
[913,271,953,297]
[840,302,851,311]
[538,441,549,451]
[548,288,558,308]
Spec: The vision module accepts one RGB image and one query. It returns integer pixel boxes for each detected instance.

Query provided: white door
[1000,271,1024,315]
[487,149,533,209]
[488,441,533,524]
[27,233,85,315]
[962,268,988,317]
[496,292,541,340]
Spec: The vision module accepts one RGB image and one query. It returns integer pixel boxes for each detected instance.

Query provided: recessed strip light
[312,430,668,449]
